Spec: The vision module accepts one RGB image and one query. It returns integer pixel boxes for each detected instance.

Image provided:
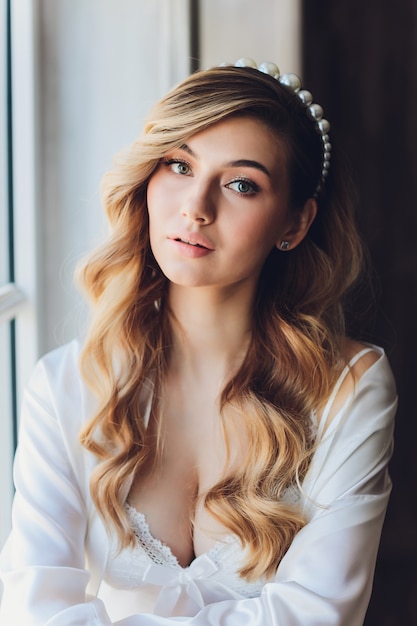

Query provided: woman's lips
[167,232,215,257]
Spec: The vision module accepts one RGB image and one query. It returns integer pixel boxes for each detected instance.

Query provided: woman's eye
[227,179,259,195]
[164,159,191,175]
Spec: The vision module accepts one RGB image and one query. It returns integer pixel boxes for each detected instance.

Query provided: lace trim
[126,503,181,569]
[125,503,237,570]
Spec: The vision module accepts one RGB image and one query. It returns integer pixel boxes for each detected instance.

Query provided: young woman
[0,59,397,625]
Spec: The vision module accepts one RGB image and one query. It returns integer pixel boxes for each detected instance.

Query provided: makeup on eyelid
[162,156,263,196]
[147,115,294,292]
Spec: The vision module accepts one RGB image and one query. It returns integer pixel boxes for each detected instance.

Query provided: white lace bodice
[104,504,265,598]
[103,503,265,617]
[1,340,396,625]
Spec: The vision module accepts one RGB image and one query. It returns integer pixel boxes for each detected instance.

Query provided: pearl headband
[222,58,332,198]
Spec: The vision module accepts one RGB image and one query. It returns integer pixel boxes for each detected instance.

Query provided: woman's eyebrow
[179,143,196,157]
[225,159,271,177]
[179,144,271,177]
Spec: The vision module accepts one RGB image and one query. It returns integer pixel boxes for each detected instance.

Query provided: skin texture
[128,117,317,566]
[147,116,316,298]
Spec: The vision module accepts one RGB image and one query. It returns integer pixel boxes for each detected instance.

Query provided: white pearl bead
[317,119,330,134]
[297,90,313,105]
[308,104,324,120]
[234,57,257,68]
[258,62,280,78]
[279,73,301,92]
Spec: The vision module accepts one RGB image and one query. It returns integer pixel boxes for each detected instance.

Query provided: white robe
[0,340,397,625]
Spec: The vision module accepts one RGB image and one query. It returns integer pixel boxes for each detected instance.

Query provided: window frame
[0,0,39,548]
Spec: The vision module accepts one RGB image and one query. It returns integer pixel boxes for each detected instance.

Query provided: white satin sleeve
[0,343,112,625]
[113,350,396,626]
[0,346,396,626]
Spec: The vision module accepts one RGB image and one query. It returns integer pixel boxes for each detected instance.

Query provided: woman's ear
[276,198,317,251]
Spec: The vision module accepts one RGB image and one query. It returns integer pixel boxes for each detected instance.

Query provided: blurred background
[0,1,415,623]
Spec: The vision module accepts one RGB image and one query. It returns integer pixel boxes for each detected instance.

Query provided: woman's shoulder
[37,337,82,367]
[342,339,396,396]
[25,339,94,426]
[28,339,83,393]
[317,339,397,436]
[343,338,382,374]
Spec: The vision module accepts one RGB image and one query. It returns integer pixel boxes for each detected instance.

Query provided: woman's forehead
[179,116,287,165]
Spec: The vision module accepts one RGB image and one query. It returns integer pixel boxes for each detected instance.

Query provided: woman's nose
[180,182,215,224]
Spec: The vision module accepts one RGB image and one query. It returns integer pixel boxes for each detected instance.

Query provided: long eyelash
[162,157,191,168]
[229,177,260,192]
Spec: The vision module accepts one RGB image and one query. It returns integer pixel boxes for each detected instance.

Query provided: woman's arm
[0,347,396,626]
[0,345,112,625]
[114,350,397,626]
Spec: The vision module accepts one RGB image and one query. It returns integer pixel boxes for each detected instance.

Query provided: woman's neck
[167,284,254,382]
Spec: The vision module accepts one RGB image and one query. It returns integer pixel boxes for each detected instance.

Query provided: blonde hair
[77,66,363,581]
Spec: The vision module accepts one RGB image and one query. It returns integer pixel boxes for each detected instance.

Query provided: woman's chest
[128,398,240,568]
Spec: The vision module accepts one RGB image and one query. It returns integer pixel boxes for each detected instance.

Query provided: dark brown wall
[302,2,417,624]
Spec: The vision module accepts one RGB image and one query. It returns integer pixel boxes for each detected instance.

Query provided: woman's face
[147,115,298,295]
